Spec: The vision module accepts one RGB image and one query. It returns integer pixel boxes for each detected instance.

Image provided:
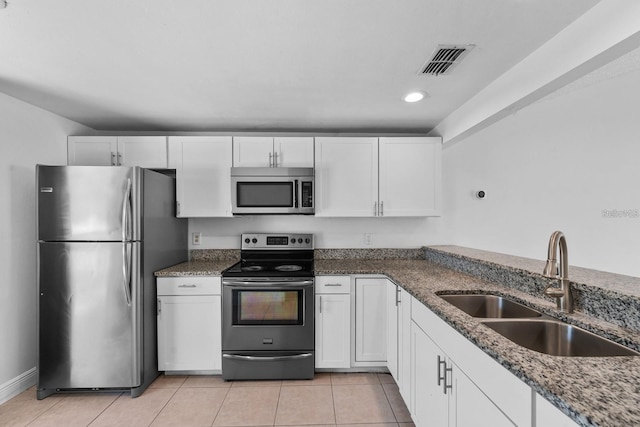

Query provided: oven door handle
[222,353,313,362]
[223,280,314,287]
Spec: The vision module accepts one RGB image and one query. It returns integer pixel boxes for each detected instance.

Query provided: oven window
[237,182,293,207]
[233,289,303,325]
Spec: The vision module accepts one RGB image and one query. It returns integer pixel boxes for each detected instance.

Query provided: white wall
[0,92,92,401]
[438,65,640,277]
[190,215,443,249]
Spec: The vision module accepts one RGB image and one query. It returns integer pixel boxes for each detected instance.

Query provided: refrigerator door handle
[122,178,132,241]
[122,243,132,305]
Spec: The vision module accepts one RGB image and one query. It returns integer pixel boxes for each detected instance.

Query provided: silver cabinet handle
[111,152,117,166]
[381,201,384,216]
[157,298,162,316]
[178,284,197,288]
[269,152,273,167]
[437,355,453,394]
[222,353,313,361]
[374,201,378,216]
[319,295,322,314]
[324,283,343,287]
[117,152,122,166]
[274,151,279,167]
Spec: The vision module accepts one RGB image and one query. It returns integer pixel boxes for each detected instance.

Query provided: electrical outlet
[192,232,202,245]
[364,233,373,245]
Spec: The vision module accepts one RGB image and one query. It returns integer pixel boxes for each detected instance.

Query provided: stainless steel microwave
[231,167,314,215]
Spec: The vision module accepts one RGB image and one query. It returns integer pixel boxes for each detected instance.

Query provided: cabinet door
[411,320,448,427]
[274,137,314,167]
[535,393,578,426]
[315,294,351,368]
[117,136,168,168]
[386,282,399,380]
[157,295,221,371]
[379,137,441,216]
[233,136,274,167]
[397,288,412,404]
[454,362,516,427]
[354,278,387,362]
[314,137,378,216]
[67,136,118,166]
[171,136,233,217]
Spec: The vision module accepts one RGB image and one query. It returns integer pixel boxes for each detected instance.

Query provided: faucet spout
[542,231,573,313]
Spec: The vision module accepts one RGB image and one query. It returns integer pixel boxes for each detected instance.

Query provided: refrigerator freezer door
[36,165,139,242]
[37,241,141,391]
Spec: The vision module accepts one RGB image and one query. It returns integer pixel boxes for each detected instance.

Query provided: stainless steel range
[221,233,314,380]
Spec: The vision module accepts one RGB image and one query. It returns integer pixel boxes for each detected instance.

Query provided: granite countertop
[155,259,238,276]
[316,257,640,427]
[154,248,640,426]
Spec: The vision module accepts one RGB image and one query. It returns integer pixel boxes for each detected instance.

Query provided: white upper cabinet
[68,136,168,168]
[315,136,441,217]
[233,136,314,167]
[379,137,441,216]
[169,136,233,217]
[274,137,315,167]
[314,137,379,217]
[67,136,117,166]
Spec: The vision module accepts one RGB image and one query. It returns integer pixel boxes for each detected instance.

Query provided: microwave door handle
[294,180,299,208]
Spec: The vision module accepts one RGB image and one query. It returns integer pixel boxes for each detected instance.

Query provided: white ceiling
[0,0,599,132]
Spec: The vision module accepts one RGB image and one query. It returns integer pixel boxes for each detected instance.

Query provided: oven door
[222,279,315,352]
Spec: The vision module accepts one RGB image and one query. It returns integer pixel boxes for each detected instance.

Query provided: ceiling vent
[419,45,474,76]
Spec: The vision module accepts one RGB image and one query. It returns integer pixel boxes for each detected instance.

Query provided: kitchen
[2,1,640,426]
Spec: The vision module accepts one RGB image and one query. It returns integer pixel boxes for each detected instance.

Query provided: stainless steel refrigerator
[36,165,187,399]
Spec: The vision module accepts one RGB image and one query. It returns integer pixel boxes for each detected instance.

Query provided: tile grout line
[380,381,400,423]
[146,383,183,427]
[209,377,233,427]
[24,392,68,427]
[272,382,282,427]
[86,392,125,427]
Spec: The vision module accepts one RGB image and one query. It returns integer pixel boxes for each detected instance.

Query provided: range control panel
[241,233,314,250]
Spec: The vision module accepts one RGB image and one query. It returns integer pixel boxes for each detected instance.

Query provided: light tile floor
[0,373,415,427]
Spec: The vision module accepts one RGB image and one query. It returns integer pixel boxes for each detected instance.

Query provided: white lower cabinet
[386,282,399,380]
[397,287,412,404]
[315,276,351,369]
[354,277,388,364]
[410,296,531,427]
[157,277,222,372]
[535,393,579,426]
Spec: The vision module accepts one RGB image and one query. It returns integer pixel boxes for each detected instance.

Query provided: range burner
[275,265,303,272]
[242,265,264,272]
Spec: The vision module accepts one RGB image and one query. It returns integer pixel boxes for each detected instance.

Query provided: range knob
[244,238,250,244]
[290,238,296,244]
[252,238,258,244]
[305,238,310,244]
[298,238,303,243]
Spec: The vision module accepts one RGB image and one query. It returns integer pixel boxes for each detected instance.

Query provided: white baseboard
[0,368,36,404]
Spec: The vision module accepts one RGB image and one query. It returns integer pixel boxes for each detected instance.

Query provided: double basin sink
[438,294,639,357]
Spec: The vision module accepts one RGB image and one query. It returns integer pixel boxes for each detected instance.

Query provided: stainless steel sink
[439,294,543,318]
[483,320,640,357]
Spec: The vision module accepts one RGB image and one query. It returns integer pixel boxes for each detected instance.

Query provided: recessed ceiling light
[403,91,427,103]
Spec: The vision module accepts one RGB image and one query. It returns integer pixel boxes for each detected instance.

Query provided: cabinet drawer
[316,276,351,294]
[157,276,221,295]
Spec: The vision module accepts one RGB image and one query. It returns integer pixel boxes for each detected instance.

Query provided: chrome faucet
[542,231,574,313]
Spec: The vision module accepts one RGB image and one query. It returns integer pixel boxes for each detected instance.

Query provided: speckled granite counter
[155,259,238,276]
[155,246,640,426]
[316,256,640,427]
